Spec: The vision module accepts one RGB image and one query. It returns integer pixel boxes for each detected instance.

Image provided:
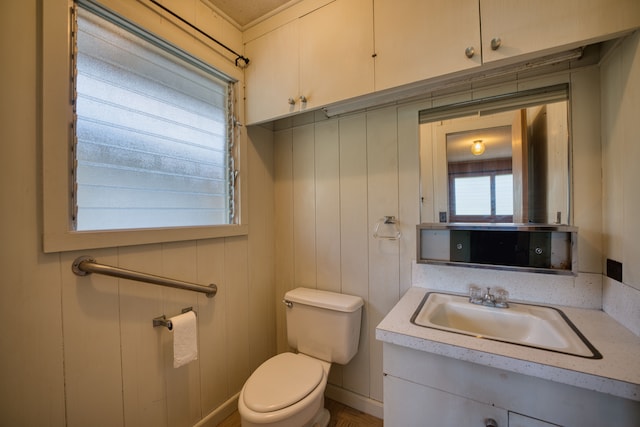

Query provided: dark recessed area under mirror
[419,84,570,225]
[417,224,577,275]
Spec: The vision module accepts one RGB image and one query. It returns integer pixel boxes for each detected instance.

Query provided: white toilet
[238,287,364,427]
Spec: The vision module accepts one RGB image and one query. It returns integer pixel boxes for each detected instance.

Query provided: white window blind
[452,174,514,218]
[74,2,234,231]
[454,176,491,215]
[495,174,514,215]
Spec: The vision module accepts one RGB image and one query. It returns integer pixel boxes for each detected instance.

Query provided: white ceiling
[206,0,292,27]
[446,125,513,163]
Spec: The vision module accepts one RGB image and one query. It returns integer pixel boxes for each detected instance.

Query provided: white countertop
[376,287,640,402]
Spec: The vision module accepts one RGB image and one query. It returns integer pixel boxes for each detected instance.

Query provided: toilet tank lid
[285,288,363,312]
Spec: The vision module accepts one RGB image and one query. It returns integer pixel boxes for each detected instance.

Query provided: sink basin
[411,292,601,359]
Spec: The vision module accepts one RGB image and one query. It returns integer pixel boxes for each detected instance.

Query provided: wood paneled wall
[0,1,276,423]
[272,107,421,403]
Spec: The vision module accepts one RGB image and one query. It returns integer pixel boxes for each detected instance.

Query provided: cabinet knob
[288,97,296,105]
[490,37,502,50]
[299,95,308,103]
[465,46,475,58]
[485,418,498,427]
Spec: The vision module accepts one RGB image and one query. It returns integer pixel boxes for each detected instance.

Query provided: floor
[217,398,383,427]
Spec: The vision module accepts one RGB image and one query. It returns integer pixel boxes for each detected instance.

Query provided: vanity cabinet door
[383,342,640,427]
[384,374,508,426]
[480,0,640,64]
[373,0,481,92]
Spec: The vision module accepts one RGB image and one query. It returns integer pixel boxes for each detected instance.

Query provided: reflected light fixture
[470,139,485,156]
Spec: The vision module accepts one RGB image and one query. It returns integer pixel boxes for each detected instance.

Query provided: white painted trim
[193,392,240,427]
[325,384,384,420]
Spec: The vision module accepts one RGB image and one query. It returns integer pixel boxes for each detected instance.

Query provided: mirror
[420,85,570,225]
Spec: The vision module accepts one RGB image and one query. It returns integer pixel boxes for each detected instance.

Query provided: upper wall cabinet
[245,0,639,124]
[245,0,374,124]
[299,0,374,110]
[373,0,482,92]
[480,0,640,64]
[245,20,299,125]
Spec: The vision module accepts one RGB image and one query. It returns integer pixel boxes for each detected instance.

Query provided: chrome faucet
[469,287,509,308]
[482,287,496,305]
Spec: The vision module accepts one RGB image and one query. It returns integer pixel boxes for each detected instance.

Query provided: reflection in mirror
[420,85,570,225]
[446,125,513,222]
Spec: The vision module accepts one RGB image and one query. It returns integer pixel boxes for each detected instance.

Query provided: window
[42,0,246,252]
[448,159,514,222]
[74,1,235,231]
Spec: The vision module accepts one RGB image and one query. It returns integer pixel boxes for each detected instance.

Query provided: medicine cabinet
[420,84,570,225]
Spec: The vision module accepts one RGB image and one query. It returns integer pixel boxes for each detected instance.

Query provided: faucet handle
[469,286,482,303]
[495,289,509,306]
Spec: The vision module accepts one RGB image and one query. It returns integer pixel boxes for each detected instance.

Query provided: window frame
[42,0,247,253]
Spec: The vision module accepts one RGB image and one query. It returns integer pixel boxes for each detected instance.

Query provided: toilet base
[311,408,330,427]
[240,401,330,427]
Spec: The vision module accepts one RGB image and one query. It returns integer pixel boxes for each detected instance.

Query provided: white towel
[171,311,198,368]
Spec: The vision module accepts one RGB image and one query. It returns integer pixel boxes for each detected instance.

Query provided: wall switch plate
[439,212,447,223]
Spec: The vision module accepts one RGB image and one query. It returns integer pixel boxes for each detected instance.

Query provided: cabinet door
[299,0,374,110]
[384,374,508,427]
[480,0,640,63]
[244,20,299,124]
[373,0,481,92]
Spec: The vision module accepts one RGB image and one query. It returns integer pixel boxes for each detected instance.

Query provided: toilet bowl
[238,288,363,427]
[238,353,331,427]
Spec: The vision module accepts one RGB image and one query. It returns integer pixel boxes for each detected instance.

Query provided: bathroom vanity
[376,287,640,426]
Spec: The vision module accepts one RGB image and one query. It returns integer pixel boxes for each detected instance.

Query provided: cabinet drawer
[384,374,508,426]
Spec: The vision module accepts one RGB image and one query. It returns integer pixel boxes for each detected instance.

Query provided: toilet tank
[284,288,363,365]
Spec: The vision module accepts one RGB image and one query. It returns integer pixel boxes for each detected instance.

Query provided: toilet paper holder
[153,307,194,330]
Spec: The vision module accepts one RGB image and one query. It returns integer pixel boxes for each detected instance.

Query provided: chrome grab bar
[72,256,217,298]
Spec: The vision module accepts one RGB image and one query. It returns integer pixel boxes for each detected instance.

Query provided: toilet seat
[243,352,324,413]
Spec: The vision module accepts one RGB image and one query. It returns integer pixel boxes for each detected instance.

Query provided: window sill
[43,224,248,253]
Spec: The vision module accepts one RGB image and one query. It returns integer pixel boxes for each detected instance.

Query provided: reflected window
[495,174,514,215]
[453,176,491,215]
[448,157,513,222]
